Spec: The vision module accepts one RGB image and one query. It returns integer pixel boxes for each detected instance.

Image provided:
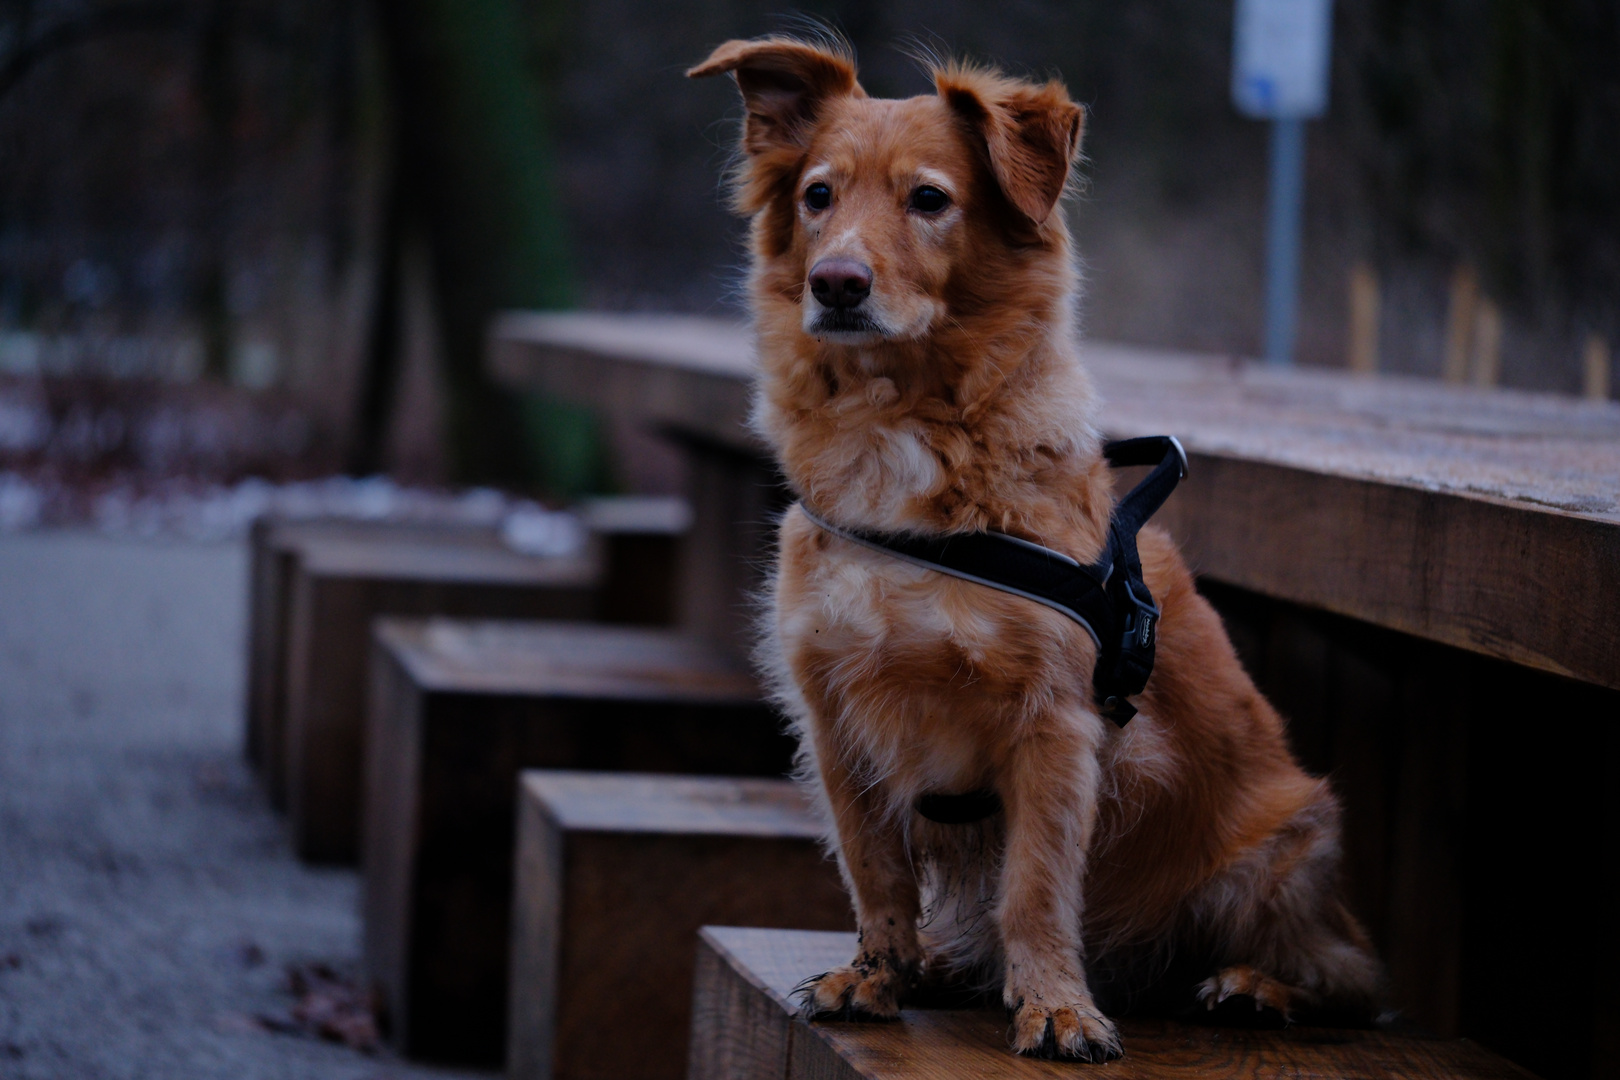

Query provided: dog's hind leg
[998,706,1123,1062]
[800,724,922,1021]
[1188,781,1383,1023]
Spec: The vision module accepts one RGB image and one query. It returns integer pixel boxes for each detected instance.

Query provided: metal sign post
[1232,0,1333,366]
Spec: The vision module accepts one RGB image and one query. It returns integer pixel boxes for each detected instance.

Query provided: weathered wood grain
[693,927,1540,1080]
[489,312,1620,691]
[692,927,854,1080]
[361,620,796,1067]
[508,772,850,1080]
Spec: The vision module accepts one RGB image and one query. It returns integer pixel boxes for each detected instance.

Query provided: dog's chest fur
[763,365,1113,789]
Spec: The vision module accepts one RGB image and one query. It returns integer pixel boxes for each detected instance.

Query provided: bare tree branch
[0,2,192,103]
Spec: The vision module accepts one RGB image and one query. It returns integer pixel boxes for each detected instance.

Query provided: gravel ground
[0,530,490,1080]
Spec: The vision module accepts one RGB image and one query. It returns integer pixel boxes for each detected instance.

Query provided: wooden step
[689,927,1540,1080]
[576,494,691,629]
[284,533,597,862]
[362,619,794,1067]
[244,497,686,860]
[245,516,495,796]
[508,771,850,1080]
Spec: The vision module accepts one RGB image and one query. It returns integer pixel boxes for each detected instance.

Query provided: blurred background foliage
[0,0,1615,496]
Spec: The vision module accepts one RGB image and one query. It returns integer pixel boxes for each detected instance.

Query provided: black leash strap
[799,435,1187,823]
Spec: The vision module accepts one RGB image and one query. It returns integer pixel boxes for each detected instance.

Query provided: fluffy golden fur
[690,36,1381,1061]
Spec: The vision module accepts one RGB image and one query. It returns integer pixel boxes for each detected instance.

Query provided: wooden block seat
[245,516,498,796]
[362,619,793,1067]
[689,927,1539,1080]
[508,771,851,1080]
[245,496,687,862]
[284,532,597,862]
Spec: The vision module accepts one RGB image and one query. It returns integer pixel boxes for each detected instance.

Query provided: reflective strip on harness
[797,504,1107,650]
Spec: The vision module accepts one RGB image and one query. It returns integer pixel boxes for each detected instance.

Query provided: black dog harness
[799,435,1187,824]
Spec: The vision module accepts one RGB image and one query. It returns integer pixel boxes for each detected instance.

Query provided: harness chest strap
[798,435,1187,822]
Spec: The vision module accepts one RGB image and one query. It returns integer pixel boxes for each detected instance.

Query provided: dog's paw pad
[799,962,904,1022]
[1011,1001,1121,1062]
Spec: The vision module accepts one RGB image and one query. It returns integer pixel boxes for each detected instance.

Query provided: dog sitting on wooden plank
[691,35,1382,1062]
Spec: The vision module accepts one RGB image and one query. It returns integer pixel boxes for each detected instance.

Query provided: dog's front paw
[800,955,912,1021]
[1009,997,1122,1062]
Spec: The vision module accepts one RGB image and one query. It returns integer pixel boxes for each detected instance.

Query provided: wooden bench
[689,926,1537,1080]
[362,619,794,1066]
[507,771,850,1080]
[490,313,1620,1078]
[489,312,1620,690]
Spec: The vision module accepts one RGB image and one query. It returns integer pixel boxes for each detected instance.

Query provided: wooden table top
[490,312,1620,691]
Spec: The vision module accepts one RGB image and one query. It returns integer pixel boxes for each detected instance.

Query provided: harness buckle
[1097,578,1160,727]
[1119,578,1160,652]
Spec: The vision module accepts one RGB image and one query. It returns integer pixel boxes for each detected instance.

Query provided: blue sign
[1232,0,1334,119]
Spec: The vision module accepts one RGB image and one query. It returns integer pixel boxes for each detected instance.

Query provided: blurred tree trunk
[370,0,596,492]
[348,151,409,477]
[195,0,235,380]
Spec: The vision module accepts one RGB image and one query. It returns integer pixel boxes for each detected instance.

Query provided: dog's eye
[804,183,832,211]
[909,186,949,213]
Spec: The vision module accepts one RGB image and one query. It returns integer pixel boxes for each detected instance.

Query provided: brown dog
[690,36,1381,1061]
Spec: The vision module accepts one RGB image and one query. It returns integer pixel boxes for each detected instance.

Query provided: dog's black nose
[808,259,872,310]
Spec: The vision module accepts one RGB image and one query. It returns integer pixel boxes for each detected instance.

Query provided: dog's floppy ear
[935,66,1084,226]
[688,37,863,158]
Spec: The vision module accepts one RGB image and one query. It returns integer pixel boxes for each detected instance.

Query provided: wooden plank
[489,312,756,452]
[282,539,598,863]
[692,927,1539,1080]
[489,312,1620,691]
[508,772,850,1080]
[1152,455,1618,690]
[1087,347,1620,690]
[361,619,795,1067]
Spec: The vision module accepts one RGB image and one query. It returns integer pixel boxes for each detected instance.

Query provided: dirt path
[0,531,488,1080]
